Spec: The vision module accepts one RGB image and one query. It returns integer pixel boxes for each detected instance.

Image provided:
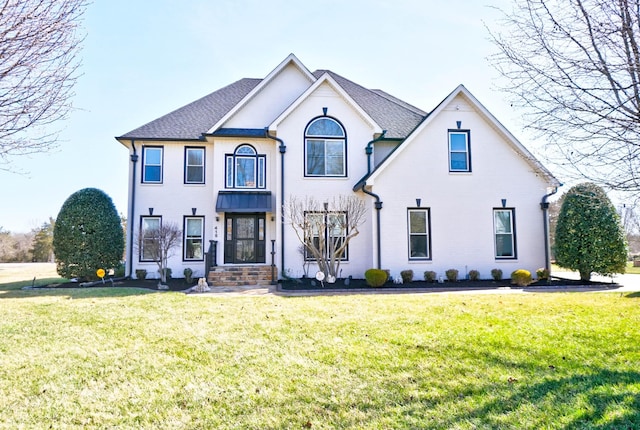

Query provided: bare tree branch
[0,0,87,169]
[488,0,640,192]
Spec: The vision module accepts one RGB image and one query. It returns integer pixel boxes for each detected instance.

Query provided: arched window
[305,117,346,176]
[225,144,266,189]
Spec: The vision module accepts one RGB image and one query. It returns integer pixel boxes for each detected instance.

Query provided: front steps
[207,265,277,287]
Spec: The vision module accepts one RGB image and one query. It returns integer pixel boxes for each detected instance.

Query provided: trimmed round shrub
[365,269,388,287]
[445,268,459,282]
[423,270,437,282]
[555,182,627,281]
[53,188,124,281]
[536,267,550,281]
[468,269,480,281]
[400,270,414,283]
[491,268,503,281]
[511,269,532,287]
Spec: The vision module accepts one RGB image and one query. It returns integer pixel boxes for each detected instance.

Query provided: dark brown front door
[224,213,266,264]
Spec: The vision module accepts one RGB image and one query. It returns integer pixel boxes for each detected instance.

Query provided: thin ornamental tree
[554,183,627,281]
[284,195,366,281]
[136,222,182,288]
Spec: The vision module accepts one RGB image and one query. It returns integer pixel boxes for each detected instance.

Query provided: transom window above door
[305,117,346,177]
[225,144,266,189]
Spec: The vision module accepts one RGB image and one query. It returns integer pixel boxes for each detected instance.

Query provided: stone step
[208,265,277,287]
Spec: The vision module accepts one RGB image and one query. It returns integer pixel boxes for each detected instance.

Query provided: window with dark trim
[142,146,163,183]
[304,211,348,261]
[305,117,346,177]
[183,216,204,261]
[448,130,471,172]
[225,144,266,189]
[408,208,431,260]
[184,147,205,184]
[140,216,161,261]
[494,208,517,259]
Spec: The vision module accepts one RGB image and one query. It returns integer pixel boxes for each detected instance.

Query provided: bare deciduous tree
[0,0,87,168]
[284,195,367,281]
[489,0,640,192]
[136,222,182,288]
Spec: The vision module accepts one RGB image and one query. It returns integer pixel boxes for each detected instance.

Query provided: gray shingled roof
[118,78,261,140]
[314,70,426,139]
[118,69,427,141]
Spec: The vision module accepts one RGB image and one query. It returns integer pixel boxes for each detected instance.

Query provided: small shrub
[468,269,480,281]
[423,270,437,282]
[365,269,388,287]
[491,268,503,281]
[184,267,194,284]
[445,269,459,282]
[536,267,550,281]
[135,269,147,280]
[400,270,414,284]
[114,262,126,278]
[511,269,532,287]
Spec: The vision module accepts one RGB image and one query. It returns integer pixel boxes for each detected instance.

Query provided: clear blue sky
[1,0,528,233]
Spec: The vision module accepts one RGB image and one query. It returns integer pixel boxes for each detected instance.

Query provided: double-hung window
[185,147,205,184]
[304,212,348,261]
[142,146,163,183]
[225,145,266,188]
[184,217,204,260]
[408,209,431,259]
[448,130,471,172]
[140,216,161,261]
[494,208,516,258]
[305,117,346,176]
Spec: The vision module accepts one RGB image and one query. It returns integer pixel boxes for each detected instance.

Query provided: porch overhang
[215,191,274,213]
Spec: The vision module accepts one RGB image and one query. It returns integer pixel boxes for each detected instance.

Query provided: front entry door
[224,213,266,264]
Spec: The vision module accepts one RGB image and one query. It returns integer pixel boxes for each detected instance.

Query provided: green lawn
[0,285,638,429]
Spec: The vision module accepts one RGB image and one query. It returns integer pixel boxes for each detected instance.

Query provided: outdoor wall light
[416,198,421,207]
[501,199,507,208]
[192,208,197,215]
[322,107,328,116]
[456,120,462,129]
[148,208,154,215]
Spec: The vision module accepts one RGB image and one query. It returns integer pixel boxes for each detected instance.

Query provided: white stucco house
[116,54,560,286]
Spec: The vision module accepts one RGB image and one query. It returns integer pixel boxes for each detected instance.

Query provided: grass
[0,283,638,429]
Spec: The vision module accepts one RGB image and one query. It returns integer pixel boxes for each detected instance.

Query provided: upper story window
[494,208,517,259]
[225,144,265,189]
[142,146,163,183]
[305,117,346,177]
[408,208,431,260]
[185,147,205,184]
[448,130,471,172]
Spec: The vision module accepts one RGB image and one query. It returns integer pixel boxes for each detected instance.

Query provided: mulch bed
[279,276,619,291]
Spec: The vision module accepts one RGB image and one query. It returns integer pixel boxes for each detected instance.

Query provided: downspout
[359,130,387,269]
[265,129,286,277]
[366,130,386,175]
[128,140,138,278]
[540,185,560,273]
[360,185,383,269]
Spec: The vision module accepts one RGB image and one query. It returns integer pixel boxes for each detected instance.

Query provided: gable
[363,85,560,188]
[217,59,316,130]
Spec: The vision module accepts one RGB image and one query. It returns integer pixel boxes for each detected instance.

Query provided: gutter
[356,131,387,269]
[128,140,138,278]
[265,129,286,278]
[540,185,561,272]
